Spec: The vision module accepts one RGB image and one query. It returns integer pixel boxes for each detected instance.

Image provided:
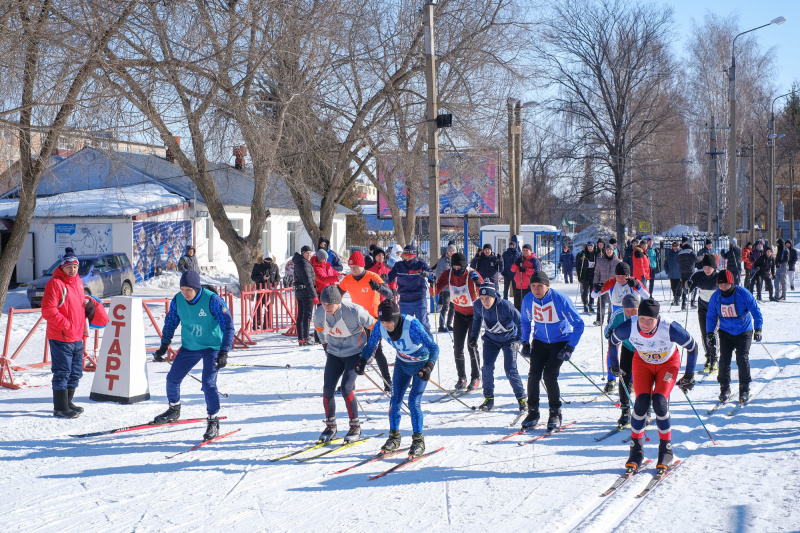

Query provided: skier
[706,269,764,403]
[576,242,598,314]
[367,247,397,299]
[510,243,540,311]
[434,244,456,332]
[742,242,754,290]
[592,262,651,392]
[775,239,789,301]
[593,243,621,326]
[502,236,521,299]
[337,251,395,390]
[313,285,377,444]
[645,238,659,295]
[469,281,527,413]
[724,237,742,286]
[607,298,699,472]
[151,270,235,440]
[604,293,641,427]
[788,240,797,291]
[676,239,698,309]
[292,245,317,346]
[388,244,435,334]
[471,243,503,290]
[317,236,343,272]
[358,299,439,458]
[749,246,775,302]
[519,270,585,431]
[434,252,483,391]
[664,241,682,305]
[685,254,719,372]
[560,244,575,283]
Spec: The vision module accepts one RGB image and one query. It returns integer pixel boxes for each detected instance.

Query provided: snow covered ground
[1,278,799,532]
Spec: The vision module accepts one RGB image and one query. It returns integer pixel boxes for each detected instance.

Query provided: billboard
[377,149,501,218]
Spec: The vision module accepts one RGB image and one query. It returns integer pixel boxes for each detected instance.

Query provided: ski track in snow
[2,282,800,532]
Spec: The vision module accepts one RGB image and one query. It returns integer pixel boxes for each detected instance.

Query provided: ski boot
[344,418,362,443]
[690,301,697,309]
[203,416,219,441]
[381,430,401,453]
[592,319,601,326]
[709,355,718,372]
[604,379,616,393]
[438,324,447,333]
[52,389,80,419]
[454,376,467,391]
[318,417,337,443]
[467,377,481,391]
[626,437,644,470]
[67,387,84,414]
[521,409,540,430]
[409,433,425,458]
[657,440,674,470]
[546,408,562,431]
[383,378,393,394]
[478,397,494,411]
[617,407,631,427]
[517,397,527,413]
[719,385,731,403]
[583,304,589,314]
[152,403,181,424]
[739,388,750,404]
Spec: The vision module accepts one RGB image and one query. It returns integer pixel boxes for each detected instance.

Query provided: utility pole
[514,102,523,235]
[507,100,516,241]
[708,117,718,234]
[750,135,755,243]
[791,155,795,243]
[423,1,440,260]
[769,113,775,243]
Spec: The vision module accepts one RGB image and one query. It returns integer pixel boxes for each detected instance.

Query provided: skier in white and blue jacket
[469,281,526,412]
[358,299,439,458]
[520,270,585,431]
[151,270,235,441]
[705,269,764,404]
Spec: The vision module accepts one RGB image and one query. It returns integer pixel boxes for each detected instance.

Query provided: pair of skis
[325,445,445,479]
[429,388,475,403]
[484,422,575,445]
[269,434,383,462]
[69,416,228,438]
[599,459,682,498]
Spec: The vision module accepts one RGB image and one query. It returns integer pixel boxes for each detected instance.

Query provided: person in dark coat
[663,241,682,305]
[724,237,742,286]
[292,246,317,346]
[560,244,575,283]
[318,237,343,272]
[787,240,797,290]
[575,242,598,314]
[470,244,503,290]
[622,239,637,273]
[364,244,377,270]
[501,235,521,299]
[676,240,698,309]
[749,246,775,301]
[178,245,200,274]
[251,251,281,329]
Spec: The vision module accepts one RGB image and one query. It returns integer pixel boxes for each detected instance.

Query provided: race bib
[588,261,595,268]
[720,303,738,318]
[638,349,670,364]
[533,302,558,323]
[450,283,474,307]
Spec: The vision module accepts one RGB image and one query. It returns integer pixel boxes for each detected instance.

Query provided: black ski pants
[698,304,716,362]
[669,278,681,303]
[322,352,360,420]
[503,275,514,300]
[452,311,481,380]
[513,287,531,312]
[527,339,567,411]
[580,279,594,310]
[717,330,752,392]
[296,296,314,342]
[372,338,392,387]
[680,273,694,305]
[748,271,773,300]
[438,291,455,328]
[618,344,634,409]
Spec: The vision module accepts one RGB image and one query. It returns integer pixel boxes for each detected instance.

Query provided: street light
[726,15,786,239]
[768,92,792,243]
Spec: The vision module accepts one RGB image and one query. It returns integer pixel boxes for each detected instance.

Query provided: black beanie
[705,239,712,246]
[717,269,734,285]
[530,269,550,286]
[451,252,467,269]
[483,243,492,251]
[702,254,716,268]
[615,262,630,275]
[179,270,202,293]
[377,299,401,322]
[638,298,660,318]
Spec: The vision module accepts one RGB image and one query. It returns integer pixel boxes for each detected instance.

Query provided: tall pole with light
[726,16,786,239]
[423,1,440,260]
[769,92,791,243]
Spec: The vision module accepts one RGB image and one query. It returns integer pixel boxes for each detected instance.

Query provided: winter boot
[467,377,481,391]
[617,407,631,427]
[318,417,337,443]
[53,389,80,419]
[409,433,425,458]
[708,355,718,372]
[517,397,527,413]
[344,418,362,443]
[592,319,601,326]
[454,376,467,391]
[583,304,589,314]
[521,409,540,430]
[657,440,674,470]
[546,408,562,432]
[478,397,494,411]
[626,437,644,470]
[203,416,219,441]
[719,385,732,403]
[739,388,751,404]
[152,403,181,424]
[604,379,616,393]
[438,324,447,333]
[67,387,84,414]
[381,430,401,453]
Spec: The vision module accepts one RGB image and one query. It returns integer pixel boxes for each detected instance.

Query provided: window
[230,218,243,237]
[117,254,131,267]
[261,225,269,256]
[497,238,507,252]
[287,222,297,257]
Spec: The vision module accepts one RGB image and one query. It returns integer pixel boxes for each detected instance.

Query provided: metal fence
[345,231,481,265]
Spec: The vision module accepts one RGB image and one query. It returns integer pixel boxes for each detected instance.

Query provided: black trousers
[503,276,513,300]
[647,276,655,296]
[439,291,455,328]
[527,339,567,411]
[580,279,594,309]
[680,273,694,305]
[618,345,634,409]
[372,340,392,385]
[718,330,752,392]
[748,271,773,300]
[513,286,531,312]
[296,296,314,342]
[322,352,360,420]
[698,304,716,361]
[669,278,681,303]
[452,311,481,380]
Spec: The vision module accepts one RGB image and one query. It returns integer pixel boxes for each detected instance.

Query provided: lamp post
[769,92,792,243]
[508,99,539,237]
[727,16,786,239]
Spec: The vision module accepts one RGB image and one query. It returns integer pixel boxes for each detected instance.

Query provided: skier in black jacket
[292,246,317,346]
[788,240,797,290]
[749,246,775,301]
[575,242,598,314]
[686,254,719,371]
[676,241,698,309]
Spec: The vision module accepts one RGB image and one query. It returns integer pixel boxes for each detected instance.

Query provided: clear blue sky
[669,0,799,92]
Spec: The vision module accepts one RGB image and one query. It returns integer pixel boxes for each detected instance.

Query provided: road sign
[638,221,651,233]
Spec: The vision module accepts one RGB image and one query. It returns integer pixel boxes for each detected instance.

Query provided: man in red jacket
[510,243,541,312]
[41,247,87,418]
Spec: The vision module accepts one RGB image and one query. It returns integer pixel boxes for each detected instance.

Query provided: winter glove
[753,329,762,342]
[521,341,531,358]
[354,357,368,375]
[677,373,695,393]
[685,280,693,290]
[705,332,716,348]
[153,344,168,362]
[418,270,429,279]
[556,345,574,362]
[418,361,435,381]
[215,351,228,370]
[470,271,481,282]
[627,278,639,289]
[368,279,382,292]
[313,297,320,306]
[468,337,478,350]
[593,283,603,293]
[610,365,622,378]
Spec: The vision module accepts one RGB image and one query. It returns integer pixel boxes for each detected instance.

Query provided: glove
[521,341,531,358]
[470,271,480,282]
[677,373,695,392]
[753,329,762,342]
[313,297,320,306]
[610,365,621,377]
[627,278,639,289]
[354,357,368,375]
[418,361,435,381]
[418,271,429,278]
[519,266,527,273]
[215,350,228,369]
[685,280,693,290]
[427,277,435,286]
[705,332,716,348]
[557,345,574,362]
[593,283,603,293]
[468,337,478,350]
[368,279,381,291]
[153,344,168,362]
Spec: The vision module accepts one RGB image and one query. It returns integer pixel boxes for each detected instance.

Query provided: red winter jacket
[511,253,539,290]
[41,267,86,342]
[311,256,339,295]
[633,247,651,281]
[434,268,482,315]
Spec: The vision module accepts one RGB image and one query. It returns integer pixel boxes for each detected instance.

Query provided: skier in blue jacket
[520,270,585,430]
[560,245,576,283]
[469,281,526,412]
[705,269,764,404]
[152,270,235,441]
[388,244,435,334]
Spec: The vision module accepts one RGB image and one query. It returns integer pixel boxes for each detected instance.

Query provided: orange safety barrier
[233,284,297,348]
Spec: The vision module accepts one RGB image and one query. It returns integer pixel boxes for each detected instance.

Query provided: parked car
[27,252,135,308]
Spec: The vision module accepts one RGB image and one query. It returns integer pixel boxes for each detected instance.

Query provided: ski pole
[362,366,410,414]
[354,395,373,422]
[759,341,782,371]
[228,363,291,369]
[167,359,229,398]
[517,350,570,404]
[567,360,620,407]
[682,389,718,445]
[427,378,476,410]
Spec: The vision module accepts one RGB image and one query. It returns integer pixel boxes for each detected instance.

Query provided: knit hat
[597,238,605,244]
[319,285,342,304]
[621,293,640,309]
[609,238,617,245]
[638,298,660,318]
[448,240,456,246]
[615,262,630,275]
[377,299,401,322]
[301,245,313,253]
[263,250,272,261]
[681,236,688,243]
[179,270,202,292]
[717,269,734,285]
[483,243,492,250]
[522,243,532,251]
[316,249,328,262]
[586,241,595,247]
[373,247,385,257]
[185,245,195,253]
[478,281,497,298]
[451,252,467,269]
[702,254,716,268]
[730,237,737,245]
[447,244,457,252]
[530,270,550,286]
[348,251,365,267]
[402,244,417,257]
[705,239,712,246]
[61,247,79,267]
